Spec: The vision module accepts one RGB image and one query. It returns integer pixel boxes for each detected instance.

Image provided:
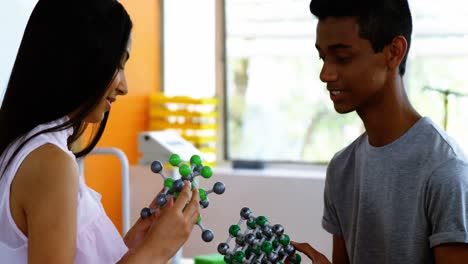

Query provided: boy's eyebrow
[124,50,130,61]
[315,43,353,51]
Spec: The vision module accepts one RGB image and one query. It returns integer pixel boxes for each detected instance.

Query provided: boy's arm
[434,243,468,264]
[332,235,350,264]
[427,158,468,263]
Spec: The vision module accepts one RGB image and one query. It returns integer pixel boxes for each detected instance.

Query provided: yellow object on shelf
[149,121,217,131]
[150,108,218,119]
[150,93,218,105]
[149,92,218,166]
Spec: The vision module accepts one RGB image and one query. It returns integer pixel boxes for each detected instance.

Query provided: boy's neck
[358,76,422,147]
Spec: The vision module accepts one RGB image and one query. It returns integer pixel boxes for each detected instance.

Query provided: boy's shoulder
[415,117,466,161]
[331,132,367,163]
[329,116,467,171]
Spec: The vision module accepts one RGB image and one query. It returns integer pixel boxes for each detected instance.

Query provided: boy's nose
[319,62,338,83]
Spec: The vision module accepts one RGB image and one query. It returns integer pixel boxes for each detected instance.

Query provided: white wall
[129,165,332,260]
[0,0,38,103]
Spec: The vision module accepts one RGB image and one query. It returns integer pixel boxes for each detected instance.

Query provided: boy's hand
[290,241,332,264]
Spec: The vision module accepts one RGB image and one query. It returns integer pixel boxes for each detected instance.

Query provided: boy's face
[315,17,388,114]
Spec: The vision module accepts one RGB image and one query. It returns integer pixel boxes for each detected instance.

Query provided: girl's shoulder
[12,142,80,217]
[15,142,79,194]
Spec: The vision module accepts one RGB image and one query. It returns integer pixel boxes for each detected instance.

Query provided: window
[224,0,468,164]
[162,0,216,98]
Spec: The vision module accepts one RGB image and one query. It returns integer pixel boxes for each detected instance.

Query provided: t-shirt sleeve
[426,158,468,248]
[322,164,342,235]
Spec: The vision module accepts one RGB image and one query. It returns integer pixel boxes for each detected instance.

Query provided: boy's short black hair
[310,0,412,76]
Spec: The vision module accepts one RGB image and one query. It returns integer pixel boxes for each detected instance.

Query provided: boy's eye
[336,57,350,64]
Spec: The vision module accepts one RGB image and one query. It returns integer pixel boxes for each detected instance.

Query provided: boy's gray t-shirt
[323,117,468,264]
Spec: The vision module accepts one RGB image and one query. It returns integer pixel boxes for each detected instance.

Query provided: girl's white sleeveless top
[0,117,128,263]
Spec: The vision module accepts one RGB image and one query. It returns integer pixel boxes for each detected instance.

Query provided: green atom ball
[261,241,273,254]
[199,188,207,201]
[290,253,301,264]
[229,224,241,236]
[247,219,256,229]
[169,153,181,166]
[179,164,191,177]
[190,155,202,166]
[279,234,290,246]
[247,246,260,256]
[164,178,174,188]
[233,251,245,262]
[255,216,268,227]
[273,238,279,248]
[201,166,213,179]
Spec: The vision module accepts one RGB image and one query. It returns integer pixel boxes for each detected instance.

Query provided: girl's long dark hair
[0,0,132,178]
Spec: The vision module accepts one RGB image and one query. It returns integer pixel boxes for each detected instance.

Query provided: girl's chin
[84,113,106,123]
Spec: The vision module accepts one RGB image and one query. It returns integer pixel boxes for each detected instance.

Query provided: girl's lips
[105,97,116,110]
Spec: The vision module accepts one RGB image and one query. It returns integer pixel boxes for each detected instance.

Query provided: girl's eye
[118,54,128,70]
[118,61,125,70]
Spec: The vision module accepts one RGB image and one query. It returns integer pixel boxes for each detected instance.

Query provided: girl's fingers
[182,187,200,223]
[148,187,165,209]
[172,181,192,212]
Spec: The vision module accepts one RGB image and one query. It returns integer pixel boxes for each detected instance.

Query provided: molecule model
[140,153,226,242]
[217,207,302,264]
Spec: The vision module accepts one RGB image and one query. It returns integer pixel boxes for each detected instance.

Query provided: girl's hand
[123,188,164,251]
[124,181,200,263]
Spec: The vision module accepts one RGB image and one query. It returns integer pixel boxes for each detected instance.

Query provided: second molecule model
[140,153,226,242]
[217,207,302,264]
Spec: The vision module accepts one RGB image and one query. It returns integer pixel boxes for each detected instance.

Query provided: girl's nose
[117,71,128,95]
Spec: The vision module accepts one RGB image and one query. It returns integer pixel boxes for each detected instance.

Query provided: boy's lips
[328,89,346,102]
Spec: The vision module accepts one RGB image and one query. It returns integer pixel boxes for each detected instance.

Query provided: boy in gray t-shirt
[322,117,468,263]
[292,0,468,263]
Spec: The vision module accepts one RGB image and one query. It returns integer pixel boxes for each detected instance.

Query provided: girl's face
[84,34,133,123]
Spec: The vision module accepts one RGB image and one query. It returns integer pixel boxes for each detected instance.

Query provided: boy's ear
[387,36,408,71]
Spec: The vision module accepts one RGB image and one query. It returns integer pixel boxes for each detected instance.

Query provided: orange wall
[84,0,161,234]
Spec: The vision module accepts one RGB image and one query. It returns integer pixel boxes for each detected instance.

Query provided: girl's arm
[11,144,79,264]
[11,143,200,264]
